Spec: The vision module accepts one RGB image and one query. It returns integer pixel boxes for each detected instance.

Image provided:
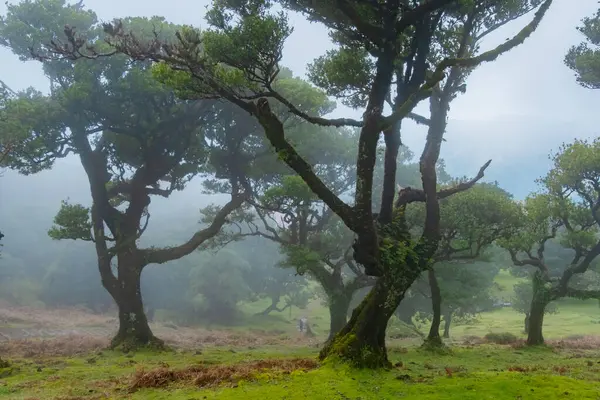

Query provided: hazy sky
[1,0,599,197]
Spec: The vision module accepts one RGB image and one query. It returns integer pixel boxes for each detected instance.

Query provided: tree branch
[253,98,357,231]
[396,159,491,206]
[396,0,457,32]
[335,0,386,48]
[381,0,553,132]
[142,193,247,264]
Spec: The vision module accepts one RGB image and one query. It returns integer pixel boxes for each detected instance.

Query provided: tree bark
[328,293,352,341]
[526,298,547,346]
[443,311,452,338]
[524,312,530,334]
[319,277,406,368]
[105,249,161,350]
[426,269,443,345]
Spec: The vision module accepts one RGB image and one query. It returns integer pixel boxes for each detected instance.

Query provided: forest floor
[1,305,600,399]
[1,335,600,399]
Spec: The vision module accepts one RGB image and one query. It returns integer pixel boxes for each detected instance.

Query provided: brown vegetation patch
[130,358,318,391]
[0,335,108,357]
[548,335,600,350]
[461,335,486,345]
[155,325,315,349]
[0,303,116,329]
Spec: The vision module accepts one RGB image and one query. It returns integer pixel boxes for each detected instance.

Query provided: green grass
[151,268,599,343]
[3,269,600,398]
[2,344,600,399]
[490,268,526,301]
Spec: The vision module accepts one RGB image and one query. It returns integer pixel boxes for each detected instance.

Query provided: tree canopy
[499,139,600,345]
[566,7,600,88]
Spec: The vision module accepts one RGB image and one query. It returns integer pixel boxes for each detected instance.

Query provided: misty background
[0,0,599,327]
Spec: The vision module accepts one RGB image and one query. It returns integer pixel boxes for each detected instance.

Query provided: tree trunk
[442,311,452,338]
[524,312,530,333]
[328,293,352,341]
[319,277,404,368]
[425,269,443,345]
[105,251,161,350]
[526,298,547,346]
[256,296,281,316]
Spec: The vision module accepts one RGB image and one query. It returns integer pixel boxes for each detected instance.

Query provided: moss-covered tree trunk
[425,269,443,345]
[319,276,407,368]
[524,312,530,333]
[327,292,352,341]
[442,311,452,338]
[526,297,547,345]
[105,249,161,350]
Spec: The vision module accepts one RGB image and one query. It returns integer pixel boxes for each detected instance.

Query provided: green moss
[420,337,453,355]
[3,345,600,399]
[320,332,390,369]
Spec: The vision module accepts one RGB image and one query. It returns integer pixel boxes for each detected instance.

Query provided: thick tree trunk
[426,269,443,345]
[319,277,404,368]
[443,311,452,338]
[526,298,547,346]
[328,293,352,341]
[524,312,530,333]
[104,251,161,350]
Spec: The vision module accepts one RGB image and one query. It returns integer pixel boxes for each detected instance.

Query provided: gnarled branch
[142,193,247,264]
[395,159,492,206]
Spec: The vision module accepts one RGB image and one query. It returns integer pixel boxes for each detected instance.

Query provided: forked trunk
[425,269,442,345]
[327,293,352,341]
[104,251,161,350]
[319,277,406,368]
[257,296,281,316]
[526,298,547,346]
[442,311,452,338]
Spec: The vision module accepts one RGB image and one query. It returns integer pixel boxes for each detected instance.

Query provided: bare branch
[382,0,553,131]
[395,159,491,206]
[142,193,247,264]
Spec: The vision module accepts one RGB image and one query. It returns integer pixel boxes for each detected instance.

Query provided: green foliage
[307,46,374,108]
[188,249,251,323]
[47,201,92,241]
[438,261,500,317]
[502,139,600,269]
[408,182,519,261]
[545,138,600,210]
[565,7,600,88]
[512,280,558,315]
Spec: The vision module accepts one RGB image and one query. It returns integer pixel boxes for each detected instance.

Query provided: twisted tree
[0,1,249,349]
[40,0,554,366]
[499,140,600,345]
[406,182,519,345]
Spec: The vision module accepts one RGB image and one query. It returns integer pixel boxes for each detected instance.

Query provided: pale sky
[1,0,599,198]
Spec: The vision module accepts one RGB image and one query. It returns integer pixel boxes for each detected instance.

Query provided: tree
[565,7,600,88]
[188,249,251,323]
[499,140,600,345]
[228,236,313,317]
[406,182,519,344]
[512,279,557,333]
[60,0,554,366]
[0,1,249,349]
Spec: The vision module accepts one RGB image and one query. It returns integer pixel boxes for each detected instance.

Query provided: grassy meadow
[0,269,599,399]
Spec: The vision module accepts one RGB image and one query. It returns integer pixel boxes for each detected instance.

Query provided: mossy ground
[2,344,600,399]
[1,271,600,399]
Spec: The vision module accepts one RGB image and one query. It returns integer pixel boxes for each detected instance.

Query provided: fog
[0,0,600,397]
